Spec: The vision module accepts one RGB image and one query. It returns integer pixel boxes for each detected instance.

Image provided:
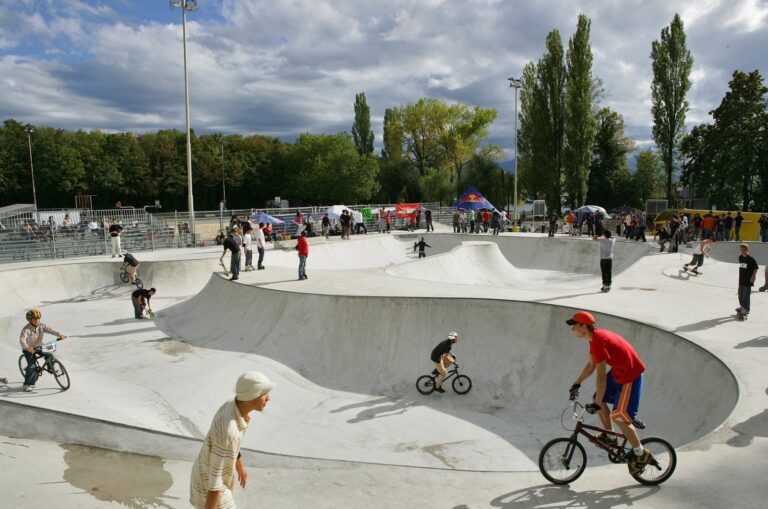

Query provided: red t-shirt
[701,216,715,231]
[589,329,645,384]
[297,236,309,256]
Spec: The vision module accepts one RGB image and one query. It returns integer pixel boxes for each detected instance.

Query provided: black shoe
[230,276,239,281]
[435,387,446,393]
[431,369,439,375]
[258,266,265,270]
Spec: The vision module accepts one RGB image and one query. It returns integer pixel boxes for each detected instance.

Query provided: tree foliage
[352,92,374,156]
[564,14,596,208]
[651,13,693,202]
[681,70,768,210]
[587,107,636,209]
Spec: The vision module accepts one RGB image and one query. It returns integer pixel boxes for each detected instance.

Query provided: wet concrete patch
[61,444,177,508]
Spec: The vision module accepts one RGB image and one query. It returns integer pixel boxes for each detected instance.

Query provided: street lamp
[25,126,38,210]
[170,0,198,236]
[219,135,226,207]
[508,76,523,225]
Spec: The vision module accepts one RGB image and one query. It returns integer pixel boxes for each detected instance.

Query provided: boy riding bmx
[19,309,67,392]
[566,311,650,474]
[430,332,459,393]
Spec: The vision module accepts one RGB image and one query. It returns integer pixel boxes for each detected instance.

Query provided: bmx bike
[538,400,676,485]
[416,362,472,395]
[119,266,144,288]
[18,339,70,391]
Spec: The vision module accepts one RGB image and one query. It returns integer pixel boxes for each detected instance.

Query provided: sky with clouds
[1,0,767,160]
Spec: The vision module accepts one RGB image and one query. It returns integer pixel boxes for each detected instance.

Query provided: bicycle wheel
[416,375,436,395]
[452,374,472,394]
[119,271,129,283]
[134,278,144,289]
[630,437,676,485]
[51,360,70,390]
[539,438,588,484]
[18,354,27,377]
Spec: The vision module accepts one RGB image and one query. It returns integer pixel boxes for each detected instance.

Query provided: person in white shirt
[190,372,274,509]
[255,223,266,270]
[243,230,254,271]
[596,230,616,292]
[683,236,713,274]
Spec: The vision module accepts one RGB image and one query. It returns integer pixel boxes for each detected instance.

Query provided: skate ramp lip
[153,275,738,471]
[385,241,594,288]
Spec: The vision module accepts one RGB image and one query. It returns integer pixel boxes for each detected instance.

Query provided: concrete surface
[1,231,766,508]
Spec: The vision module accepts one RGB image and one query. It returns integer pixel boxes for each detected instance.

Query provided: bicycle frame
[567,403,632,463]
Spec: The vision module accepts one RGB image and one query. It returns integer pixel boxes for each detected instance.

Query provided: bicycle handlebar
[33,338,63,352]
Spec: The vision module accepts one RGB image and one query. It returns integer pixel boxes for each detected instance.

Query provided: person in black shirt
[220,227,242,281]
[734,211,744,241]
[425,208,434,232]
[321,214,331,239]
[413,237,431,258]
[131,287,156,319]
[121,253,140,283]
[737,244,758,317]
[430,332,459,393]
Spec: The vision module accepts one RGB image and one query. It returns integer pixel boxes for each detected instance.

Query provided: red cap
[566,311,596,327]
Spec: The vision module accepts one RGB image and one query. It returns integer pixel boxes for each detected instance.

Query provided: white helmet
[448,331,459,339]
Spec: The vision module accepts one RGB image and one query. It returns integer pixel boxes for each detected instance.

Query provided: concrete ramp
[154,274,737,470]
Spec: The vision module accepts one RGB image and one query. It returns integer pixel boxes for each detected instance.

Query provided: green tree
[381,107,403,160]
[419,166,454,205]
[587,107,635,209]
[651,13,694,202]
[288,133,379,204]
[352,92,374,156]
[564,14,596,208]
[633,150,664,207]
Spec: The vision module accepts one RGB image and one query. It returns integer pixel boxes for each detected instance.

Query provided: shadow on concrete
[41,285,128,305]
[61,443,177,508]
[0,384,63,398]
[331,397,417,423]
[727,408,768,448]
[674,316,735,332]
[533,291,603,303]
[734,336,768,349]
[88,318,145,327]
[489,483,659,508]
[76,327,157,339]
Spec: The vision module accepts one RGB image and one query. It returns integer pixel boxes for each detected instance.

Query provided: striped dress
[190,399,248,508]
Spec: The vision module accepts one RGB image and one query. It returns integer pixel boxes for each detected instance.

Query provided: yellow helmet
[26,309,42,320]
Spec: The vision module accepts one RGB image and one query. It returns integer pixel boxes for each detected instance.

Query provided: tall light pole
[25,126,38,210]
[508,77,523,225]
[170,0,198,235]
[219,135,226,207]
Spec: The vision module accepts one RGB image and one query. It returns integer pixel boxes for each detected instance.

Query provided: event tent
[453,187,499,212]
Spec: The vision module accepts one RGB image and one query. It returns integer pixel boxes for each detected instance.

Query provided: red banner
[395,203,420,218]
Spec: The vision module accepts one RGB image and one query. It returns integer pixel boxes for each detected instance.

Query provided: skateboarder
[683,237,714,275]
[220,227,242,281]
[736,243,758,319]
[413,237,431,258]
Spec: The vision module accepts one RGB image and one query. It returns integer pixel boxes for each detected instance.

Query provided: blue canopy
[452,187,499,212]
[251,213,285,225]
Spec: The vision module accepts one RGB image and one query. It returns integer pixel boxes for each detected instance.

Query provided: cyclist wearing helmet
[20,309,66,392]
[121,253,140,283]
[566,310,650,475]
[430,332,459,394]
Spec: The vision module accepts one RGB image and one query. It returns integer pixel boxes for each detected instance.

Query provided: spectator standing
[734,211,744,241]
[452,210,460,233]
[221,227,242,281]
[108,219,124,257]
[459,209,468,233]
[736,243,758,317]
[255,223,266,270]
[759,214,768,242]
[469,209,477,234]
[597,230,615,292]
[385,210,391,233]
[322,214,331,239]
[548,212,558,237]
[297,231,309,280]
[701,211,715,240]
[482,209,491,233]
[425,208,434,232]
[243,228,254,271]
[724,212,734,241]
[190,371,274,509]
[692,213,703,241]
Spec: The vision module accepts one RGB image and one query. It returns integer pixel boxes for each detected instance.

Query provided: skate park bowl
[0,235,739,472]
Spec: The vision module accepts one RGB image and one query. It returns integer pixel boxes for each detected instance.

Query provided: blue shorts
[603,371,643,424]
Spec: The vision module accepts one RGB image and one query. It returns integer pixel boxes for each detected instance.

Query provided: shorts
[602,371,643,424]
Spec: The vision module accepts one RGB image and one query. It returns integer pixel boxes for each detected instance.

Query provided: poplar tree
[651,13,693,202]
[351,92,374,156]
[564,14,596,208]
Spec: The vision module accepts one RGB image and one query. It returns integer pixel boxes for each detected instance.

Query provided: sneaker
[435,387,446,393]
[23,385,33,392]
[431,369,439,375]
[683,264,688,270]
[628,448,651,475]
[595,432,618,447]
[735,306,745,313]
[691,269,699,274]
[0,377,8,384]
[230,276,239,281]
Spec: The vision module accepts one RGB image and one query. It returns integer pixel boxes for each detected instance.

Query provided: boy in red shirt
[566,311,650,474]
[296,231,309,280]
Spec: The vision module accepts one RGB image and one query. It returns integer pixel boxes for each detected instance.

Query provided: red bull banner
[395,203,421,218]
[454,187,497,211]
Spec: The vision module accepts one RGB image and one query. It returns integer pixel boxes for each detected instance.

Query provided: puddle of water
[61,444,177,508]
